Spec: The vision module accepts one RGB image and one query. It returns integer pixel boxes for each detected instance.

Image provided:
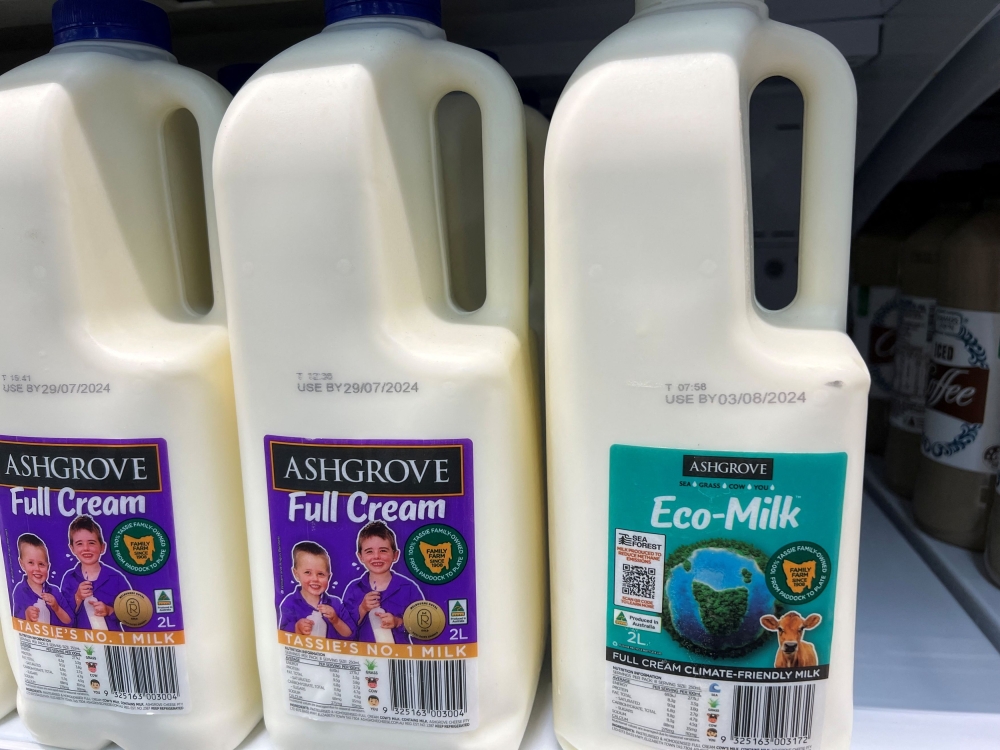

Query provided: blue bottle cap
[324,0,442,27]
[52,0,172,52]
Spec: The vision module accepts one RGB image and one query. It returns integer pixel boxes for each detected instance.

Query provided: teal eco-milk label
[606,447,845,750]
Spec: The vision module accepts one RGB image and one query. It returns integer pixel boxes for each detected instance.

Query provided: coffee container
[882,219,951,495]
[913,199,1000,548]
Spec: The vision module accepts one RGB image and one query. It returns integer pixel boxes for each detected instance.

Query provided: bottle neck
[634,0,767,19]
[323,14,446,41]
[49,39,177,63]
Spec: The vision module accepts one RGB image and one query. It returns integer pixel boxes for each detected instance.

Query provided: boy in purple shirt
[278,541,353,639]
[60,515,130,631]
[342,521,424,644]
[11,534,73,626]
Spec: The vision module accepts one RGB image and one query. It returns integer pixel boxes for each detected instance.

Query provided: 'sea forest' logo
[405,524,467,584]
[662,538,778,659]
[111,518,170,575]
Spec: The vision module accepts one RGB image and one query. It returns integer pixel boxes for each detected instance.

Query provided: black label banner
[606,647,828,683]
[269,442,464,496]
[682,455,774,480]
[0,441,161,492]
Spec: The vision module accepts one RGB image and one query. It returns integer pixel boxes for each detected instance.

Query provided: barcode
[388,659,467,713]
[730,683,815,740]
[104,645,179,698]
[621,564,656,599]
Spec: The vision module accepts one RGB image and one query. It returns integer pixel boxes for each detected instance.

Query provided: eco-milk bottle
[848,233,899,454]
[913,200,1000,549]
[0,1,261,748]
[883,199,972,497]
[213,1,546,748]
[545,2,865,749]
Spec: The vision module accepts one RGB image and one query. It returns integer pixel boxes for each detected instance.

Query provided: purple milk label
[266,436,478,731]
[0,436,188,713]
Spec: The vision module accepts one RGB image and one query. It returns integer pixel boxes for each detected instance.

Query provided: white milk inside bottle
[0,1,261,748]
[545,2,865,749]
[213,0,545,748]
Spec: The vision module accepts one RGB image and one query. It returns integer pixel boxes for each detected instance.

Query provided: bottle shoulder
[247,22,451,80]
[0,49,227,109]
[556,6,760,101]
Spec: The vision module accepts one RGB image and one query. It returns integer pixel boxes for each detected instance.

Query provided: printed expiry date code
[2,375,110,395]
[660,383,806,406]
[296,373,418,394]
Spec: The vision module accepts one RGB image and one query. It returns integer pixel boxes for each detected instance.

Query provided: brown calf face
[760,611,822,654]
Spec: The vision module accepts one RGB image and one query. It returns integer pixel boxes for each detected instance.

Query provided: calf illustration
[760,611,822,668]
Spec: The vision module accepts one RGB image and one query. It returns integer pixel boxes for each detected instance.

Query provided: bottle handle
[151,69,232,326]
[424,47,530,333]
[744,20,857,331]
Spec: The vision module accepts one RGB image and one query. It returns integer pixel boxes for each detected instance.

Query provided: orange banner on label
[277,630,477,659]
[13,618,185,646]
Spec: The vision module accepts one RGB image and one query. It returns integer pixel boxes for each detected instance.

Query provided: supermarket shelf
[0,493,997,749]
[864,457,1000,652]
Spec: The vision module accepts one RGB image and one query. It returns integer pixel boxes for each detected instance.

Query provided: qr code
[620,564,656,600]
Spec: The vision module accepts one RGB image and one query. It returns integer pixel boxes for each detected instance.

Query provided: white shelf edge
[864,457,1000,651]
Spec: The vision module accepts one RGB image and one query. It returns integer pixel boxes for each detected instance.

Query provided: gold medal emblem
[114,590,153,628]
[402,600,446,640]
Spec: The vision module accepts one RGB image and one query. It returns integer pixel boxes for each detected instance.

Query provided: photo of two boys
[278,520,424,644]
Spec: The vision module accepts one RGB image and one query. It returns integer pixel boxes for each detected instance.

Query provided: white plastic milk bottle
[545,2,865,749]
[213,0,545,748]
[0,1,261,748]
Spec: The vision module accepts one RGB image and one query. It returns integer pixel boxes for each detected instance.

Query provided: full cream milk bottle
[213,0,545,748]
[545,2,865,749]
[0,1,261,748]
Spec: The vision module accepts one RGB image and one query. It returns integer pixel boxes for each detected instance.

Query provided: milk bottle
[848,234,899,454]
[0,1,261,748]
[545,2,864,749]
[883,204,971,497]
[913,200,1000,549]
[213,0,545,748]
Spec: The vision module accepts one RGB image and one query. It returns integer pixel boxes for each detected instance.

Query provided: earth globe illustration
[663,539,776,658]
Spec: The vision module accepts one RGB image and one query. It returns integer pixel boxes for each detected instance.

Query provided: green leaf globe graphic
[662,538,778,659]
